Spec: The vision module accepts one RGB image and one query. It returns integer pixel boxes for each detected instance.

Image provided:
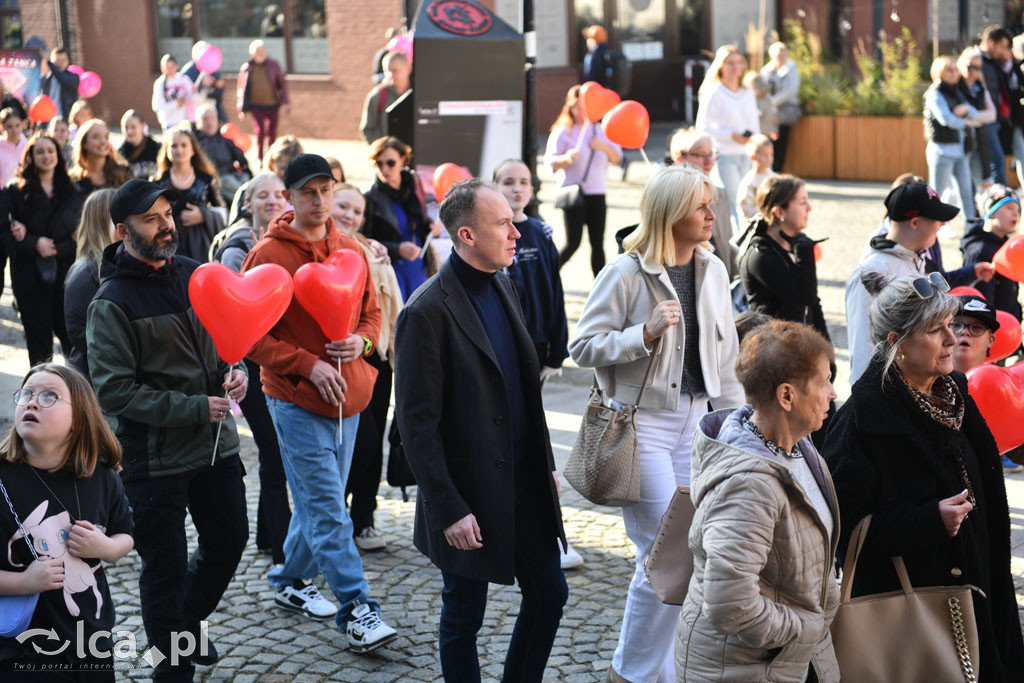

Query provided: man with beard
[86,179,249,682]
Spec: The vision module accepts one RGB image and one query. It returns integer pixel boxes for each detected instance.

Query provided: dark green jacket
[86,242,244,481]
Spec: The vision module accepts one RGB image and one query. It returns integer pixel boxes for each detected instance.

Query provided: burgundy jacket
[236,58,290,112]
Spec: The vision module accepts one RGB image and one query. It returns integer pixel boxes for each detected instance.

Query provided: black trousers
[346,353,391,534]
[773,125,793,173]
[559,193,607,277]
[244,358,290,564]
[438,479,567,682]
[124,455,248,682]
[13,270,70,367]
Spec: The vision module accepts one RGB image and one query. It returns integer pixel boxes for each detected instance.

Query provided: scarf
[897,370,964,431]
[373,168,425,235]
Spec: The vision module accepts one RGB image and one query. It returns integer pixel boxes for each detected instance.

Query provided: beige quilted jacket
[676,408,841,682]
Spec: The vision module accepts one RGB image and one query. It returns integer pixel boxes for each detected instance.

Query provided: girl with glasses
[0,364,133,679]
[362,136,441,301]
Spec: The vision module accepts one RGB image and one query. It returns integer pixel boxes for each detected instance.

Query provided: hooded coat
[677,407,840,682]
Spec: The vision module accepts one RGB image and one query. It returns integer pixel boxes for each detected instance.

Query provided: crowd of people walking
[0,21,1020,683]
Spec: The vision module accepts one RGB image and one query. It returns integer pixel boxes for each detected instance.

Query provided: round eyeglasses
[949,321,989,337]
[13,389,70,408]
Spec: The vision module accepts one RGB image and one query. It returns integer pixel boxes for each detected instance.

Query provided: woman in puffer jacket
[676,320,840,682]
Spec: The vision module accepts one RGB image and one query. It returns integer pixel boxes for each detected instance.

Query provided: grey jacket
[676,407,840,682]
[569,248,744,411]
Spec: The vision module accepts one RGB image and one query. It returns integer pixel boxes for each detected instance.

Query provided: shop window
[617,0,665,62]
[154,0,327,75]
[676,0,706,55]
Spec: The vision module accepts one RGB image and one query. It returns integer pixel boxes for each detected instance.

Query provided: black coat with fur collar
[822,358,1023,682]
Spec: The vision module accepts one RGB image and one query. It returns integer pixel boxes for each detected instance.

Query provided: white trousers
[612,393,708,683]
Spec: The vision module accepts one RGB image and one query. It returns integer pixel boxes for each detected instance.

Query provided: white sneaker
[354,526,387,551]
[560,540,584,570]
[346,602,398,653]
[274,580,338,620]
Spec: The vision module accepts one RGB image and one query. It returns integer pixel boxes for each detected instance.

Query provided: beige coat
[353,233,402,367]
[676,408,841,682]
[569,248,744,411]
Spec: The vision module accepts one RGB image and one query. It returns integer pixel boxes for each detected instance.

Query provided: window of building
[0,0,21,50]
[617,0,665,62]
[154,0,328,75]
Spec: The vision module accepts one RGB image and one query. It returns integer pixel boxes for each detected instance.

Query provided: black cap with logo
[957,295,1000,332]
[884,181,960,222]
[110,179,180,225]
[283,153,334,190]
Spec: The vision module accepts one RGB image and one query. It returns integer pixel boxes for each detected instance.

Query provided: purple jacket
[236,58,290,112]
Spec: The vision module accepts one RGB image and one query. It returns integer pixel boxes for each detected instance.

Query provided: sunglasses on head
[910,272,950,300]
[375,159,398,169]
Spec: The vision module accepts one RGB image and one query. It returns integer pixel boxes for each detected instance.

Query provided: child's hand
[67,520,108,560]
[23,558,63,592]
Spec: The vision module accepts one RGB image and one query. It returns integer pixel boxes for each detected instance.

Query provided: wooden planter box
[784,115,928,182]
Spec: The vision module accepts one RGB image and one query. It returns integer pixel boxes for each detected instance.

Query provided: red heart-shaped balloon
[968,363,1024,453]
[188,262,294,364]
[993,234,1024,282]
[293,249,368,341]
[580,81,621,123]
[989,310,1022,362]
[949,286,984,298]
[602,100,650,149]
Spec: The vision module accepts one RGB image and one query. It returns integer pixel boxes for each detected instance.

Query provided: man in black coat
[394,178,567,682]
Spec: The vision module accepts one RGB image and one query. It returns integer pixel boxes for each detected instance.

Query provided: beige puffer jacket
[676,407,841,682]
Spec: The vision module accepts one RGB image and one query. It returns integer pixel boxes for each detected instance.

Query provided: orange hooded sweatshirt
[242,211,381,418]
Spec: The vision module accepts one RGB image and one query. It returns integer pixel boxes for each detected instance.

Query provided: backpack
[603,49,633,97]
[209,224,254,264]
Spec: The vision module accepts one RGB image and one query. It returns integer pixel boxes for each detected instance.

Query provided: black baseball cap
[884,181,960,222]
[957,295,1000,331]
[110,179,180,225]
[283,153,334,190]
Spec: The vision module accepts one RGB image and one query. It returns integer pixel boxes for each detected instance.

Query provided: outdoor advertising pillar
[412,0,525,194]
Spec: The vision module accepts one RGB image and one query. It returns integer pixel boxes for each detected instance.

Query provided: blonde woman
[924,55,978,220]
[569,165,744,682]
[63,188,115,380]
[696,45,760,224]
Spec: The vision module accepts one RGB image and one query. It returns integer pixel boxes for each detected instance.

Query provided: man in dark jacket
[39,46,79,121]
[394,178,567,681]
[86,179,249,683]
[979,25,1013,185]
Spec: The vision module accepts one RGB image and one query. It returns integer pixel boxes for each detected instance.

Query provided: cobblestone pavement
[0,130,1019,681]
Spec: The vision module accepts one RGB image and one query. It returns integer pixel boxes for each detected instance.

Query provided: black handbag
[386,419,416,502]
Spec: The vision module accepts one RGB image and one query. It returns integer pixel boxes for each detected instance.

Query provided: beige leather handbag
[642,485,695,605]
[831,515,982,683]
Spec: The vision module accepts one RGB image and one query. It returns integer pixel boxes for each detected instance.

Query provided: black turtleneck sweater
[451,249,529,465]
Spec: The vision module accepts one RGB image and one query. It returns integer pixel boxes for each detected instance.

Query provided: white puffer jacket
[676,408,841,682]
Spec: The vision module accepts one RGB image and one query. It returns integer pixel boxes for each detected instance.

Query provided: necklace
[30,465,82,522]
[742,415,803,459]
[170,166,195,189]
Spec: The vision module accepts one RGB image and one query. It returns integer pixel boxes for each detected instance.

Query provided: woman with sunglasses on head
[361,136,441,301]
[956,47,996,190]
[960,185,1021,321]
[823,273,1024,683]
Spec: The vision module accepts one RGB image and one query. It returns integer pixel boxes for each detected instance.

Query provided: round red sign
[427,0,493,36]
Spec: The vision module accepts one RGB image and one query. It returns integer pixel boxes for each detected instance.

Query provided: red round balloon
[989,310,1022,362]
[293,249,368,341]
[993,234,1024,282]
[433,163,471,203]
[968,363,1024,453]
[580,82,620,123]
[28,95,57,123]
[813,243,822,263]
[949,286,984,298]
[188,262,294,364]
[602,100,650,149]
[220,122,252,153]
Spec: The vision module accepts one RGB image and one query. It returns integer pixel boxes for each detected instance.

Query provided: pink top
[0,136,27,188]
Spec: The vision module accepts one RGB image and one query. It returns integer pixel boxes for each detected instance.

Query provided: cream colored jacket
[569,248,744,411]
[676,408,841,682]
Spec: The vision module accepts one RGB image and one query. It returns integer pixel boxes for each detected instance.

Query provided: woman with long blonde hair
[64,189,115,380]
[70,119,129,193]
[570,165,744,682]
[696,45,760,227]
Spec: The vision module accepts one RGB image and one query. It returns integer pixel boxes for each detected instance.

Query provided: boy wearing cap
[87,178,250,681]
[961,185,1022,321]
[241,154,397,652]
[846,181,962,383]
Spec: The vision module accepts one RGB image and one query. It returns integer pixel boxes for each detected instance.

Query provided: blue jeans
[984,123,1007,185]
[926,144,976,221]
[439,481,566,682]
[265,397,375,627]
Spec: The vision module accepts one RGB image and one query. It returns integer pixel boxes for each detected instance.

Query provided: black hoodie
[960,219,1020,320]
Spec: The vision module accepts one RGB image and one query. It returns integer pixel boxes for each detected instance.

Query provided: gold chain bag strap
[564,256,661,507]
[830,514,982,682]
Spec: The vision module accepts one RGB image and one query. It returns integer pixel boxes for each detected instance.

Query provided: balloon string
[573,120,591,152]
[337,357,344,447]
[211,385,225,467]
[639,147,652,167]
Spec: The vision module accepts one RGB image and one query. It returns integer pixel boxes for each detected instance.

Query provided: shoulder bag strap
[630,252,664,408]
[0,473,39,562]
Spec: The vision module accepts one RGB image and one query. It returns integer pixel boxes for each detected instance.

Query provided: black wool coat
[822,359,1024,682]
[394,258,565,585]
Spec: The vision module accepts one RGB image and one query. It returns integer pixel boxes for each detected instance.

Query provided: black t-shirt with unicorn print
[0,461,133,663]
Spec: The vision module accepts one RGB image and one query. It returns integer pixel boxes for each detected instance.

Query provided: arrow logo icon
[15,628,58,643]
[142,647,165,669]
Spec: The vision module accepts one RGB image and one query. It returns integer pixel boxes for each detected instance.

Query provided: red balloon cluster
[433,163,471,203]
[579,82,620,123]
[968,362,1024,453]
[28,95,57,123]
[293,250,368,341]
[990,310,1023,363]
[993,235,1024,281]
[602,100,650,149]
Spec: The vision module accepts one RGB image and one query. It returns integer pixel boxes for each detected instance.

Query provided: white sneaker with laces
[274,580,338,620]
[560,540,584,570]
[354,526,387,551]
[346,602,398,653]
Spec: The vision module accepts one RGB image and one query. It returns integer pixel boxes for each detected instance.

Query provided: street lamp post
[522,0,541,217]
